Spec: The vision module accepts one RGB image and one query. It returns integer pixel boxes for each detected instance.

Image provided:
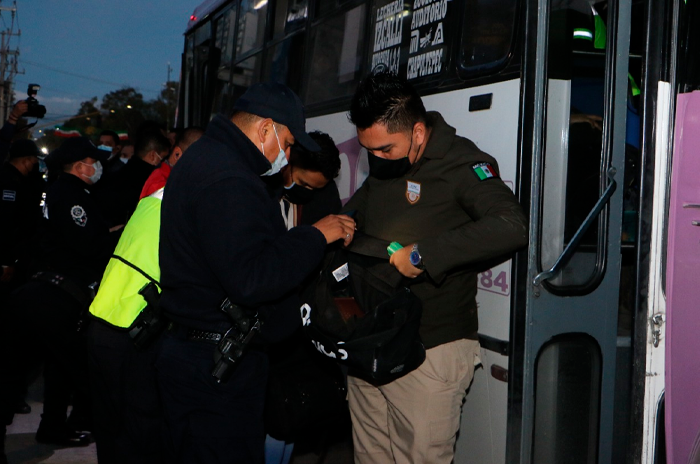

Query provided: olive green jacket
[345,112,528,348]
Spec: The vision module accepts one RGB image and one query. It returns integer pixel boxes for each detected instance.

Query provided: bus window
[215,6,237,79]
[459,0,518,75]
[263,33,306,94]
[232,54,263,102]
[237,0,269,57]
[540,0,610,290]
[369,1,454,84]
[313,0,354,18]
[211,6,238,117]
[272,0,308,39]
[195,21,211,47]
[304,5,366,106]
[183,34,195,125]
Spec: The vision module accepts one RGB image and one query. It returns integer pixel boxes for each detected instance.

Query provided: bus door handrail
[533,167,618,286]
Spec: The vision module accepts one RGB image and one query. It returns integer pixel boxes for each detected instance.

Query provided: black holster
[129,282,167,350]
[211,299,263,384]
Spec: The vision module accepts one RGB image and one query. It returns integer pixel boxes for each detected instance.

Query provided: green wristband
[387,241,403,256]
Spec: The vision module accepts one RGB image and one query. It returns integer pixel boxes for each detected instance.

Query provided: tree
[62,82,180,141]
[100,87,146,136]
[146,81,179,130]
[64,97,100,132]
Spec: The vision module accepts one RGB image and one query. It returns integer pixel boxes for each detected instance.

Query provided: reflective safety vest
[89,188,163,328]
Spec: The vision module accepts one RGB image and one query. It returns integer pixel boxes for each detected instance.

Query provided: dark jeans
[155,331,269,464]
[0,281,88,428]
[87,320,164,464]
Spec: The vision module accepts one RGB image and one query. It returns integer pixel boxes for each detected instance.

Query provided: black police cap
[47,137,109,167]
[8,139,41,159]
[233,82,321,152]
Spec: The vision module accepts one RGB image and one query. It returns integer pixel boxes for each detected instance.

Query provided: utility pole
[0,1,21,122]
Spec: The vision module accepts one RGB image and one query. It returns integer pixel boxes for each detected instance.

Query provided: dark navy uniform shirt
[0,163,42,266]
[159,114,327,339]
[38,172,119,288]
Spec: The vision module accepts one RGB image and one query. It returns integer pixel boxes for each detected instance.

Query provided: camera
[25,84,46,119]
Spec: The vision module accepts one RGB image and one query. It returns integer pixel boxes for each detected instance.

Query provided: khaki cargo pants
[348,338,481,464]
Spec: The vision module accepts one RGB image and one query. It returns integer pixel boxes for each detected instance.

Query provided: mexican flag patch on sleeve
[471,162,499,181]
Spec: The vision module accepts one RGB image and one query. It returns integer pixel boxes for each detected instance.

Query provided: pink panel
[666,90,700,464]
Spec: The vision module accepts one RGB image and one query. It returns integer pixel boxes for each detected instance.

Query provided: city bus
[177,0,700,462]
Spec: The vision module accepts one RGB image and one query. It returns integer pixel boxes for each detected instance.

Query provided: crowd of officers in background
[0,96,349,464]
[0,101,209,461]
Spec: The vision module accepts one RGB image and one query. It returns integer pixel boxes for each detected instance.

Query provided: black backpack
[300,234,426,384]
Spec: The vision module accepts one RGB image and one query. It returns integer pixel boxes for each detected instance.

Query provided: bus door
[666,89,700,464]
[510,0,632,462]
[665,1,700,460]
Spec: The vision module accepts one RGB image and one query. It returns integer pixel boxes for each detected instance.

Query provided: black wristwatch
[409,244,425,270]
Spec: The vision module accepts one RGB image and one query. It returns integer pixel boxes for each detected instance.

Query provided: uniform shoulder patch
[2,189,16,201]
[470,162,499,181]
[71,205,88,227]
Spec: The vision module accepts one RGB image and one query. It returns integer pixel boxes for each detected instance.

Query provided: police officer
[0,139,44,421]
[0,137,121,459]
[156,82,355,463]
[0,140,41,297]
[86,128,203,464]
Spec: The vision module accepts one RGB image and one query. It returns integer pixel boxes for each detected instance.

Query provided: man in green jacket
[344,71,528,464]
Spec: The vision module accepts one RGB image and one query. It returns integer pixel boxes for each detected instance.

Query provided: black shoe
[65,415,92,434]
[14,400,31,415]
[35,426,91,447]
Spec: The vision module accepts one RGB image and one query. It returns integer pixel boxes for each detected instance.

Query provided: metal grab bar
[533,167,618,286]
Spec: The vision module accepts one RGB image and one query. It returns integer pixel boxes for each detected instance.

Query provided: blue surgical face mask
[97,144,113,153]
[80,161,103,184]
[261,124,288,177]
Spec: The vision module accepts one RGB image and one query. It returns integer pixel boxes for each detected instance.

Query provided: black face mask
[284,182,315,204]
[367,133,414,180]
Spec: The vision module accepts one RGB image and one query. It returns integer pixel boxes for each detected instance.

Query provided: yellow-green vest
[89,189,163,328]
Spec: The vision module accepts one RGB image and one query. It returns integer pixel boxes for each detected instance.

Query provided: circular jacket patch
[71,205,87,227]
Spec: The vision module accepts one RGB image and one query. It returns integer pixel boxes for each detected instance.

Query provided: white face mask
[80,161,103,184]
[119,157,129,164]
[260,124,288,177]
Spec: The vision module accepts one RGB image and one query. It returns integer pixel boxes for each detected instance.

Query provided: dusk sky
[12,0,198,131]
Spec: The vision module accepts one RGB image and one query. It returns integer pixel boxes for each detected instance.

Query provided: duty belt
[188,328,223,343]
[31,271,93,308]
[167,322,223,345]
